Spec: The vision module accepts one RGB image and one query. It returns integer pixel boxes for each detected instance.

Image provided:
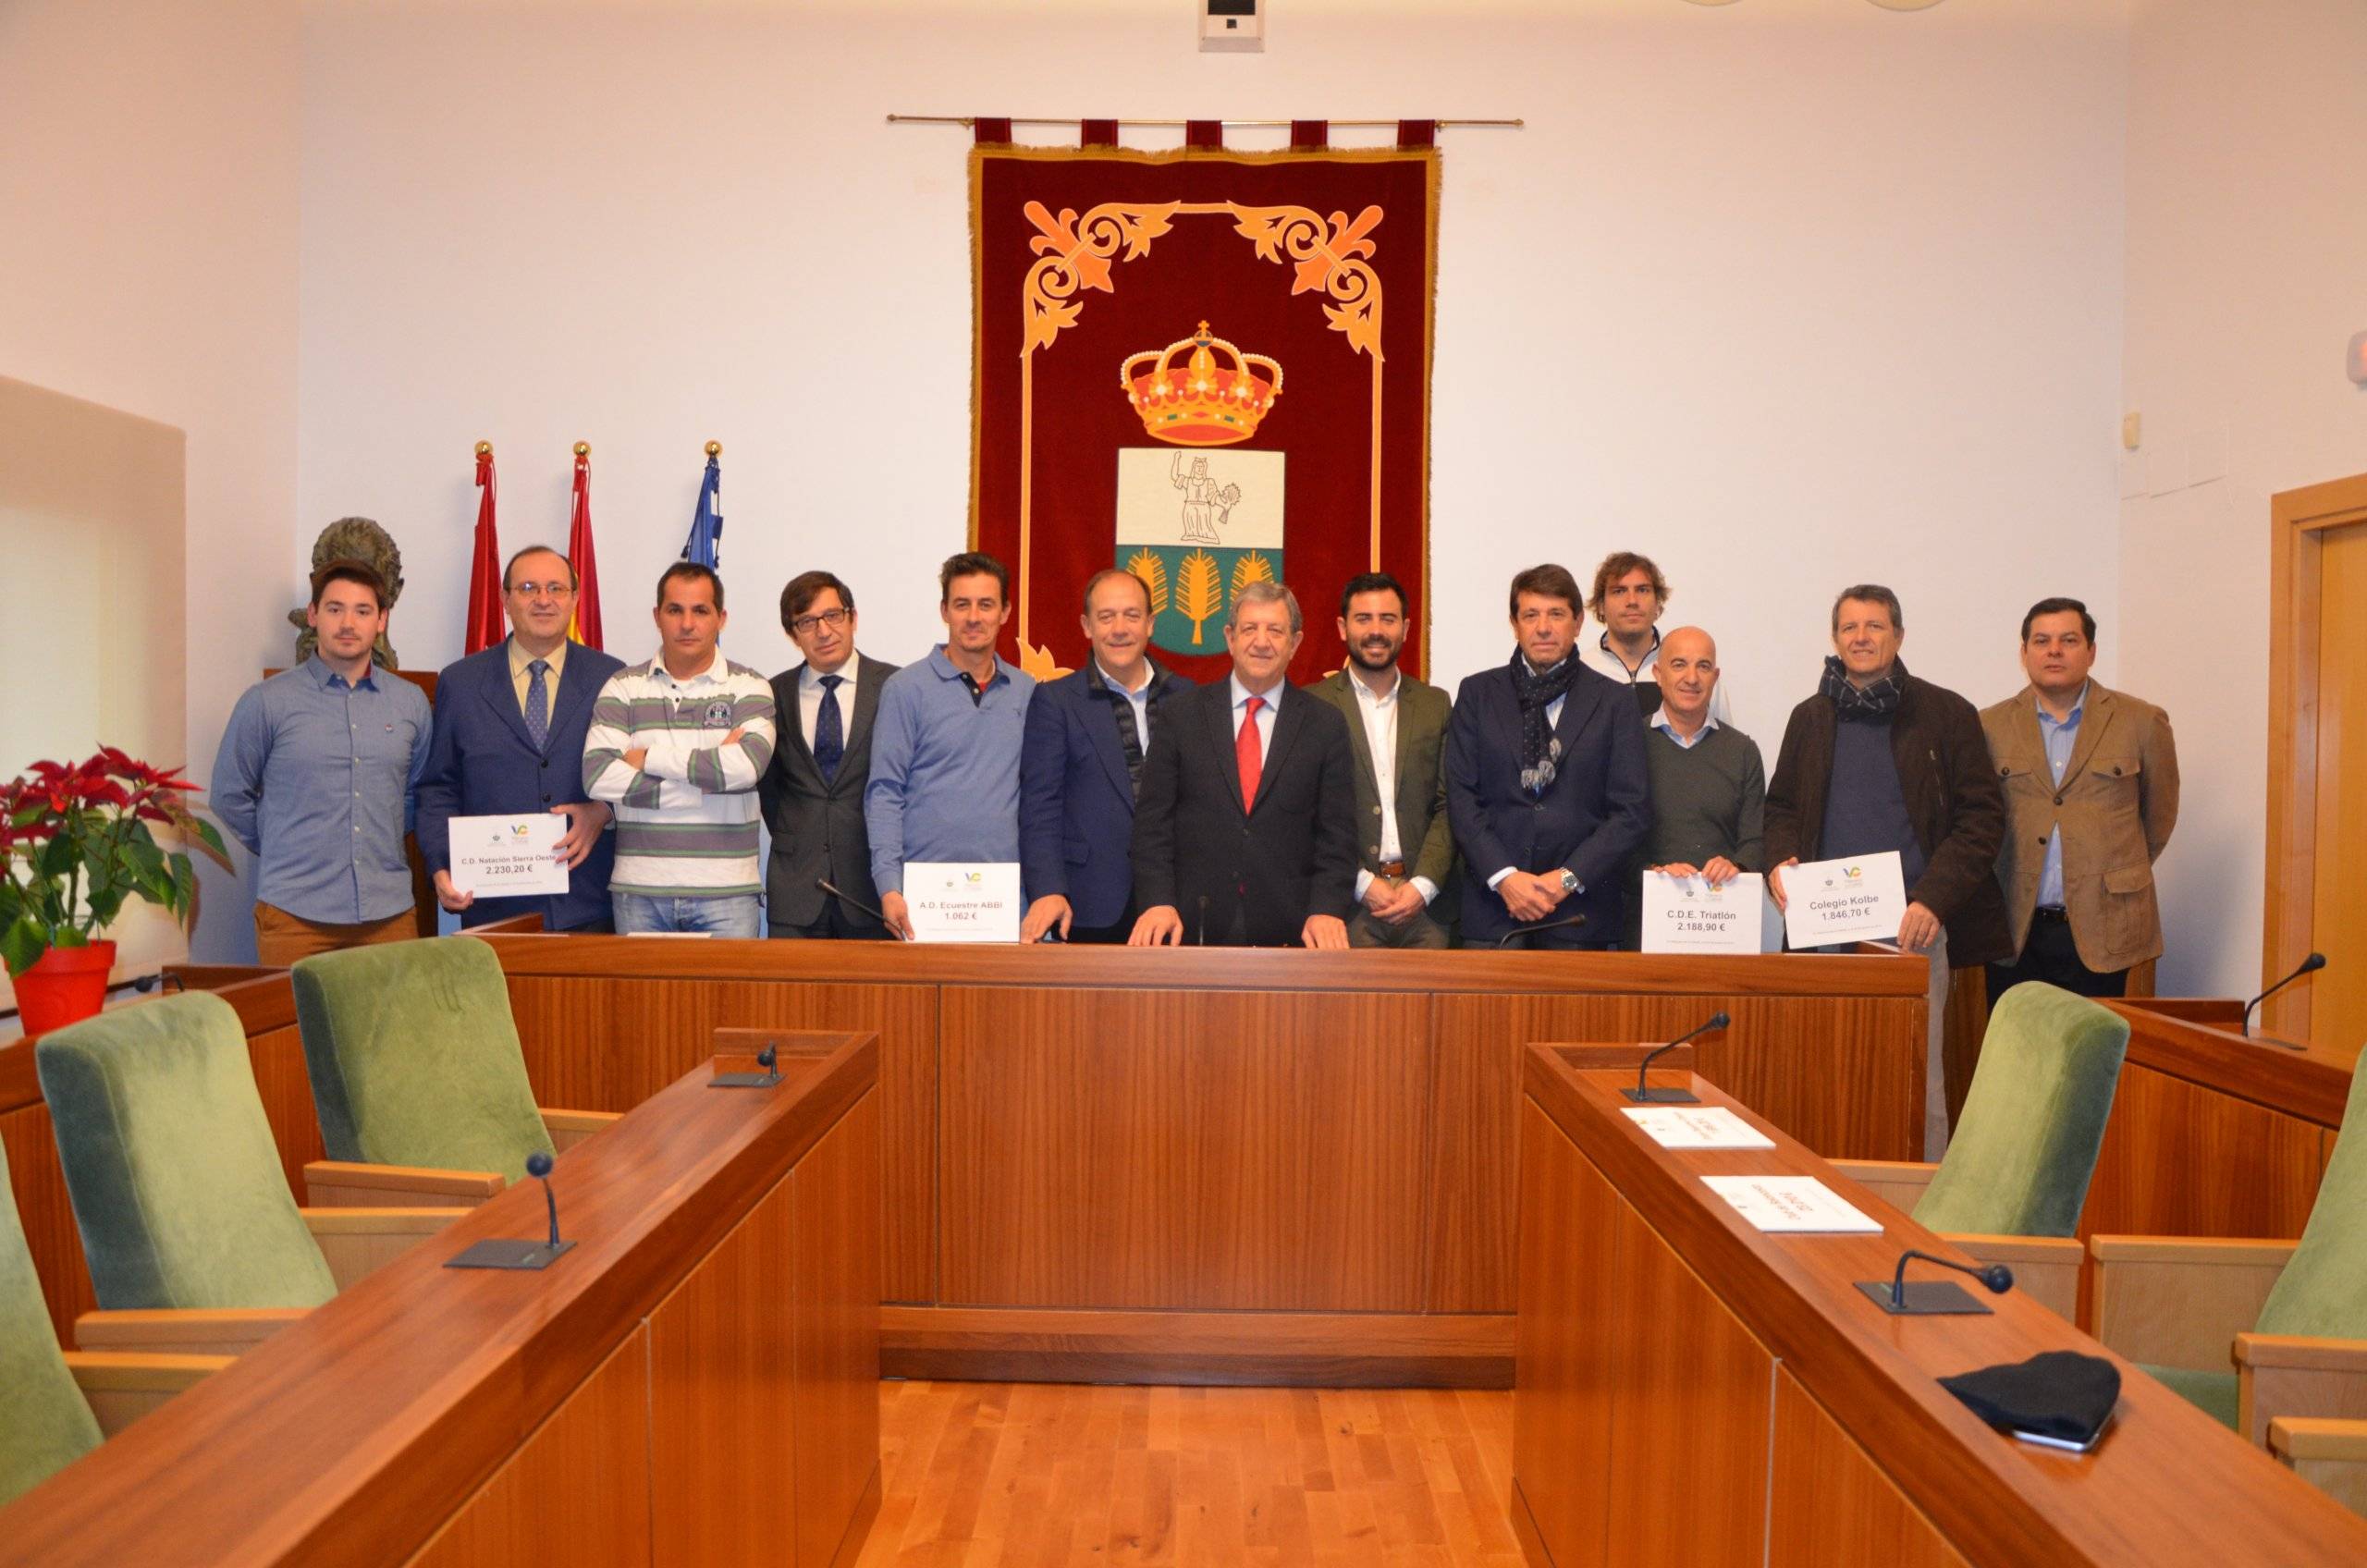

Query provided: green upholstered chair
[2092,1050,2367,1444]
[36,992,461,1357]
[290,936,617,1207]
[1,1130,227,1506]
[1831,982,2130,1319]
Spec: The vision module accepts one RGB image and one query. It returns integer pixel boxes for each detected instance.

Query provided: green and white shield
[1114,447,1286,655]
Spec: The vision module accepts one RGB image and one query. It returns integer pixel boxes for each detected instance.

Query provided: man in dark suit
[417,545,626,932]
[1306,571,1456,949]
[758,570,900,938]
[1445,562,1651,949]
[1018,568,1193,942]
[1128,581,1357,949]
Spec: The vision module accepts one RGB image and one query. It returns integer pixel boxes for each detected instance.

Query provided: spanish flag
[462,443,505,655]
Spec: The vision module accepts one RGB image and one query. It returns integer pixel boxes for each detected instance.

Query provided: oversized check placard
[448,813,569,897]
[1639,871,1764,954]
[905,863,1023,942]
[1781,850,1907,949]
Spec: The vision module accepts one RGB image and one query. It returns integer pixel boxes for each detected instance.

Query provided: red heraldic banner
[970,143,1440,685]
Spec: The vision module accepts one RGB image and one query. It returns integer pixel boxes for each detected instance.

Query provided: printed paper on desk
[449,813,569,896]
[1780,850,1907,949]
[905,862,1023,942]
[1623,1107,1775,1150]
[1701,1175,1883,1233]
[1640,871,1764,954]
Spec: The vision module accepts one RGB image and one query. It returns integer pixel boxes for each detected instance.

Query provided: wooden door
[2305,522,2367,1047]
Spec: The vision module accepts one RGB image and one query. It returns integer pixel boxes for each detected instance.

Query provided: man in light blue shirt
[865,552,1036,938]
[211,558,431,965]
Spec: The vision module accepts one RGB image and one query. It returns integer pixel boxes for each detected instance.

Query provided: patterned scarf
[1821,654,1907,723]
[1512,650,1576,793]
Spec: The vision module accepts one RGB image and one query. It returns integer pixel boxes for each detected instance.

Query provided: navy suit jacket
[1443,658,1651,945]
[1018,663,1193,928]
[415,639,626,932]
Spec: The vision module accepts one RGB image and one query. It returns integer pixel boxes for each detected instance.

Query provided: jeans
[612,891,763,938]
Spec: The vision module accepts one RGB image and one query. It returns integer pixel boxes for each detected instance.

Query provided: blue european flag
[681,453,723,570]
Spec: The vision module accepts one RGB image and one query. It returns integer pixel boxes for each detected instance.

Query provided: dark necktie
[525,659,550,751]
[813,674,845,785]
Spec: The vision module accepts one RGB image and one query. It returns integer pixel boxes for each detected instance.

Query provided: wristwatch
[1557,869,1581,895]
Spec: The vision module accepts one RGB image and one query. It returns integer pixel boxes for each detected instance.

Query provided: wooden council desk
[1512,1041,2367,1567]
[476,936,1928,1386]
[0,1033,882,1568]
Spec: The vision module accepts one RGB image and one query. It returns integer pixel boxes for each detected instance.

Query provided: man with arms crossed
[1980,596,2178,1002]
[1764,584,2006,1154]
[1018,568,1192,942]
[1627,625,1764,947]
[215,558,432,965]
[1306,571,1456,949]
[1129,581,1357,949]
[865,552,1036,940]
[759,570,900,939]
[417,545,623,933]
[583,563,777,937]
[1445,563,1650,950]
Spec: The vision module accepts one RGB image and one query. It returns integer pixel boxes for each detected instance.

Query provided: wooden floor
[851,1381,1525,1567]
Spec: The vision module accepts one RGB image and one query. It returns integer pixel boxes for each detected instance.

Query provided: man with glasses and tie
[758,570,901,938]
[417,545,625,932]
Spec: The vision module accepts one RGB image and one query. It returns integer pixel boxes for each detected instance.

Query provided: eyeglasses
[508,581,576,599]
[791,607,851,635]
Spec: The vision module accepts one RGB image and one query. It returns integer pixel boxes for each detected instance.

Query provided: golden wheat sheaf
[1176,549,1222,645]
[1230,550,1276,595]
[1125,548,1171,616]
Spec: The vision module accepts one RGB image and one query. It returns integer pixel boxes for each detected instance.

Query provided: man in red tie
[1128,581,1358,948]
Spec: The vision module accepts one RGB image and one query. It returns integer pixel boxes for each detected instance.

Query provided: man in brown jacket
[1980,597,2178,1004]
[1765,584,2007,1156]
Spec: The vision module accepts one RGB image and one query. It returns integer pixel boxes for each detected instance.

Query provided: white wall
[298,0,2128,746]
[2120,0,2367,997]
[0,0,302,963]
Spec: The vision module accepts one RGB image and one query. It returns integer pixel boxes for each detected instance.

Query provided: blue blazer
[1018,663,1193,928]
[416,639,626,932]
[1443,659,1651,946]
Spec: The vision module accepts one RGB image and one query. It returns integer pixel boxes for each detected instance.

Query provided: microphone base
[1623,1086,1702,1105]
[710,1071,784,1088]
[1855,1280,1993,1316]
[445,1239,576,1272]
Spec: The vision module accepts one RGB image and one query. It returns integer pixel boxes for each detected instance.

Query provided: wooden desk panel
[938,986,1430,1312]
[1429,990,1921,1315]
[1514,1044,2367,1566]
[409,1326,653,1568]
[792,1092,885,1568]
[2083,1062,2330,1241]
[506,974,938,1304]
[1767,1369,1968,1568]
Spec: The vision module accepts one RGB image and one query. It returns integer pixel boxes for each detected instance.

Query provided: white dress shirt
[798,655,861,753]
[1343,667,1438,906]
[1650,704,1721,751]
[1229,674,1282,756]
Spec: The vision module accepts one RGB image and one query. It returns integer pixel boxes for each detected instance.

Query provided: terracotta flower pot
[14,940,117,1036]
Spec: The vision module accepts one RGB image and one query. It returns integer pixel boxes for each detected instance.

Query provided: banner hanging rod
[887,115,1523,129]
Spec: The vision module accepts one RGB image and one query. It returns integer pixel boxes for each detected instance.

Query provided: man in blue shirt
[865,552,1036,939]
[212,558,432,965]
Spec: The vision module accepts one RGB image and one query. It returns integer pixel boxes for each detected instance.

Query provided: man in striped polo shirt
[583,562,779,937]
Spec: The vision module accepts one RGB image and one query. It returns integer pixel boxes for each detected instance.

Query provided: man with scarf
[1444,563,1650,949]
[1764,583,2008,1156]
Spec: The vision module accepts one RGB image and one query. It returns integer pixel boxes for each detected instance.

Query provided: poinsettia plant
[0,749,233,978]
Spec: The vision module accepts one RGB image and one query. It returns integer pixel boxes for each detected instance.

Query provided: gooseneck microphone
[527,1150,562,1250]
[2242,952,2325,1041]
[817,878,904,940]
[1623,1011,1730,1104]
[1497,913,1589,948]
[1196,895,1208,948]
[1858,1249,2014,1316]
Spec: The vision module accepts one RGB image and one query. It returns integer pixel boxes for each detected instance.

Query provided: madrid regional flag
[1112,447,1285,655]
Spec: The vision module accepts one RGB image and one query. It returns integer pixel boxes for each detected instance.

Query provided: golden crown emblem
[1120,322,1283,447]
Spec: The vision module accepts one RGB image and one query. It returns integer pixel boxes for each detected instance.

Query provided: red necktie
[1236,694,1265,810]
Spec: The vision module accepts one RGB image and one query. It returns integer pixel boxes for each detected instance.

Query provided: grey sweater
[1642,722,1766,871]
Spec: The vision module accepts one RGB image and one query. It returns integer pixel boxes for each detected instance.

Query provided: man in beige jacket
[1980,597,2179,1004]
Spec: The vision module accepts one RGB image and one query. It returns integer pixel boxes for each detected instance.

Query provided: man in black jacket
[1764,582,2006,1152]
[1129,581,1357,948]
[758,570,901,937]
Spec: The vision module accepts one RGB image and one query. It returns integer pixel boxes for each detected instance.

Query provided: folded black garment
[1940,1351,2121,1445]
